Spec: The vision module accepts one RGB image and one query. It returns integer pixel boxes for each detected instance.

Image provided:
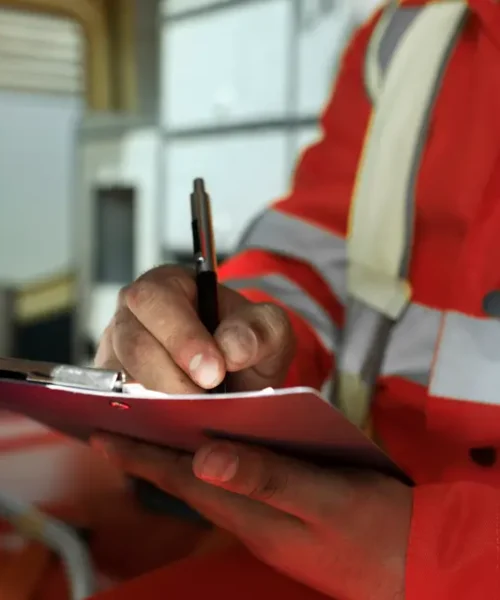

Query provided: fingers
[94,324,118,370]
[111,307,201,394]
[93,264,295,394]
[192,443,354,522]
[124,270,225,389]
[91,434,296,539]
[215,302,295,389]
[92,434,194,494]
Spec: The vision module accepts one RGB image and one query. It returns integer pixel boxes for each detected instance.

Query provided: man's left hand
[91,436,412,600]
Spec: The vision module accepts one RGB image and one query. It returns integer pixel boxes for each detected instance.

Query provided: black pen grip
[196,270,219,335]
[196,271,227,394]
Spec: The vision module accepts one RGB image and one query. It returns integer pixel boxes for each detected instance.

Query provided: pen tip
[193,178,205,194]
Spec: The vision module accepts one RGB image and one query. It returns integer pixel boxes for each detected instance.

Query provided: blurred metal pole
[0,492,96,600]
[0,286,15,356]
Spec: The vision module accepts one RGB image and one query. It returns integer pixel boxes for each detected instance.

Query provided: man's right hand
[94,265,295,394]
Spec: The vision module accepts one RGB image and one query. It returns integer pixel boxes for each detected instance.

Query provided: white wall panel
[352,0,384,22]
[161,0,292,129]
[163,132,289,253]
[0,91,82,284]
[294,0,353,117]
[121,129,162,275]
[293,125,321,158]
[80,128,162,345]
[294,0,384,117]
[162,0,236,17]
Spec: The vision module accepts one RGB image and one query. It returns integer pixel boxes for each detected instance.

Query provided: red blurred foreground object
[0,411,328,600]
[92,546,329,600]
[0,411,209,600]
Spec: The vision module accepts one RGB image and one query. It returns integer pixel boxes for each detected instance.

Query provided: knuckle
[117,285,131,308]
[94,326,115,368]
[112,306,130,330]
[157,453,194,494]
[98,321,114,345]
[165,272,197,300]
[124,278,158,312]
[248,469,289,503]
[128,335,155,370]
[254,303,292,344]
[114,318,156,371]
[125,267,196,313]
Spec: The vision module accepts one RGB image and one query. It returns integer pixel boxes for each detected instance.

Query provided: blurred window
[94,186,136,285]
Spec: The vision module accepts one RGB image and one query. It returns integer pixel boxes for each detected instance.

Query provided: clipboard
[0,358,412,485]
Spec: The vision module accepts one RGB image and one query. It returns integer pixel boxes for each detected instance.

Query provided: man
[92,1,500,598]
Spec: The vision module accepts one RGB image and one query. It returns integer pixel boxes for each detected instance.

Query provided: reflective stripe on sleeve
[340,301,442,387]
[382,303,442,385]
[343,304,500,403]
[224,275,339,353]
[430,312,500,405]
[237,209,348,306]
[225,272,500,405]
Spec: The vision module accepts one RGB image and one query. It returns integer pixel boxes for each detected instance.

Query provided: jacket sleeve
[407,482,500,599]
[219,13,379,390]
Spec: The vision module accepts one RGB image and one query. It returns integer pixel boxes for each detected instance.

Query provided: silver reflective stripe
[430,312,500,405]
[237,209,348,305]
[340,302,442,387]
[224,275,339,352]
[382,303,442,385]
[365,3,421,102]
[378,7,421,80]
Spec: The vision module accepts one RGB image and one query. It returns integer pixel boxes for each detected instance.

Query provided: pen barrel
[196,271,227,394]
[196,271,220,335]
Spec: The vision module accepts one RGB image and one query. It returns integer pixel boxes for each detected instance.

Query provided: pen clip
[191,178,217,273]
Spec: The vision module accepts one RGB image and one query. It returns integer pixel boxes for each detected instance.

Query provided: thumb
[192,442,350,522]
[214,302,295,390]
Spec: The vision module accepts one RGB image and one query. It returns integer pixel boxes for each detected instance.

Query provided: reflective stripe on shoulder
[365,2,422,103]
[349,1,467,319]
[236,209,347,306]
[224,275,339,352]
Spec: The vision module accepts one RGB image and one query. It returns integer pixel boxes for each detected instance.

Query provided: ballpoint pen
[190,178,227,394]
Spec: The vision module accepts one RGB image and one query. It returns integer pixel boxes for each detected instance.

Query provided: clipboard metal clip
[0,357,126,393]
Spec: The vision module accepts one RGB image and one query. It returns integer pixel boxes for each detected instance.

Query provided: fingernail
[189,354,222,389]
[217,326,257,365]
[194,447,239,483]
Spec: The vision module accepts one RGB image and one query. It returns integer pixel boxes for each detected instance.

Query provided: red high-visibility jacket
[97,1,500,598]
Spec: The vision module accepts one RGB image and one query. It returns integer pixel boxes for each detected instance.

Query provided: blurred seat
[0,274,77,366]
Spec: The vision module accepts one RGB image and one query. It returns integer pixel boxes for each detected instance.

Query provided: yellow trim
[15,273,76,324]
[116,0,137,112]
[0,0,111,110]
[12,508,46,539]
[347,109,377,240]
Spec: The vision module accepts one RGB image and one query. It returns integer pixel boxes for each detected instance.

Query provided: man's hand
[92,436,412,600]
[94,265,295,393]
